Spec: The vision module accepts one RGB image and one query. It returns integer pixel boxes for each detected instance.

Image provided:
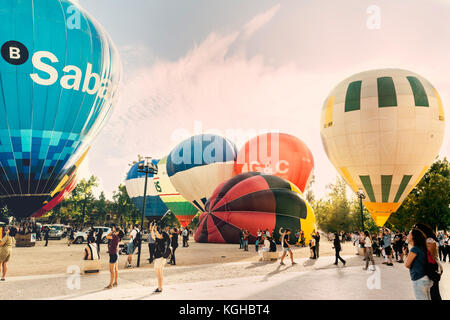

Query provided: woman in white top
[363,231,376,271]
[258,235,271,260]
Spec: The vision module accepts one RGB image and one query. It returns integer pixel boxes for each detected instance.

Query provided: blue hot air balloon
[166,134,238,212]
[0,0,121,218]
[125,160,169,220]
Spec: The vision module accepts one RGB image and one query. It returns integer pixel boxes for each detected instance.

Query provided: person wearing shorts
[151,222,170,293]
[279,228,296,266]
[105,225,122,289]
[382,228,393,266]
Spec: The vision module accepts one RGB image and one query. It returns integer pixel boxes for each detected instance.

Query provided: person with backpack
[413,224,443,300]
[151,222,170,293]
[405,228,433,300]
[125,225,140,268]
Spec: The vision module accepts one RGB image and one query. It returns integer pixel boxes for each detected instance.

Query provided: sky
[76,0,450,200]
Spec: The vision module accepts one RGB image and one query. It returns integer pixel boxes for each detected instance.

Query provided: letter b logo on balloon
[1,40,29,65]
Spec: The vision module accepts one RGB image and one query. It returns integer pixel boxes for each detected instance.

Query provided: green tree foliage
[387,158,450,231]
[112,184,140,225]
[313,177,378,233]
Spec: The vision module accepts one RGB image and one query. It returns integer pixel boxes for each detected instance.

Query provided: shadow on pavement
[302,258,317,267]
[260,264,292,282]
[245,261,277,270]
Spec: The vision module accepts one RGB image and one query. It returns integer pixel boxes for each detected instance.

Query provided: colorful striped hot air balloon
[153,156,198,227]
[0,0,121,218]
[31,170,78,219]
[166,134,237,212]
[194,172,316,244]
[320,69,445,226]
[125,160,169,221]
[235,133,314,192]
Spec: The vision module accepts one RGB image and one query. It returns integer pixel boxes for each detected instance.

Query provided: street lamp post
[357,189,366,231]
[136,157,158,268]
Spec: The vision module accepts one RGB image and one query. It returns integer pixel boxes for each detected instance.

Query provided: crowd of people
[1,218,449,299]
[348,226,448,300]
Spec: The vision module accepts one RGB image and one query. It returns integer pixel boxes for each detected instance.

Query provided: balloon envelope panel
[194,172,316,244]
[166,134,237,212]
[32,171,78,218]
[235,133,314,192]
[0,0,121,218]
[320,69,445,226]
[125,160,168,219]
[153,156,198,227]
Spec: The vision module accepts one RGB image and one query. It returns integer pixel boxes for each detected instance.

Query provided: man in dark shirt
[44,227,50,246]
[169,228,179,265]
[314,231,320,258]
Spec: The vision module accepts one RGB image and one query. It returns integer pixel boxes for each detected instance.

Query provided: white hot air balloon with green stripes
[320,69,445,226]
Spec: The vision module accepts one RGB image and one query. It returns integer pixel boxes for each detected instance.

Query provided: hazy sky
[76,0,450,199]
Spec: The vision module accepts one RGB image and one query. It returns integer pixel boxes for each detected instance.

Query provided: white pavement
[48,255,449,300]
[2,254,448,300]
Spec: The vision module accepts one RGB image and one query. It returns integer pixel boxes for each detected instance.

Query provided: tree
[313,177,353,233]
[387,158,450,230]
[93,191,108,224]
[112,184,140,225]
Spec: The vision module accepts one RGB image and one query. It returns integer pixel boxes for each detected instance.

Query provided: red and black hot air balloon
[194,172,316,244]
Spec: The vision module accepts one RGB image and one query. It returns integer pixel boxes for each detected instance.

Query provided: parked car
[48,224,66,240]
[73,226,112,244]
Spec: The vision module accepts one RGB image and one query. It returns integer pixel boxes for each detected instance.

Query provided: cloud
[243,4,281,39]
[93,4,332,198]
[91,2,450,201]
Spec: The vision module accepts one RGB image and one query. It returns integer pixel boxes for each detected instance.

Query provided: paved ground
[1,253,448,300]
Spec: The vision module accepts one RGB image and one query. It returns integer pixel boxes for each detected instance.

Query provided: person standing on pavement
[126,225,140,268]
[242,229,249,251]
[0,227,16,281]
[437,231,445,262]
[105,225,122,289]
[405,228,433,300]
[182,228,188,247]
[44,226,50,247]
[169,228,179,265]
[239,229,244,249]
[363,231,375,271]
[147,226,156,264]
[353,232,360,255]
[382,228,394,266]
[151,222,170,293]
[313,231,320,258]
[96,228,103,255]
[413,224,443,301]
